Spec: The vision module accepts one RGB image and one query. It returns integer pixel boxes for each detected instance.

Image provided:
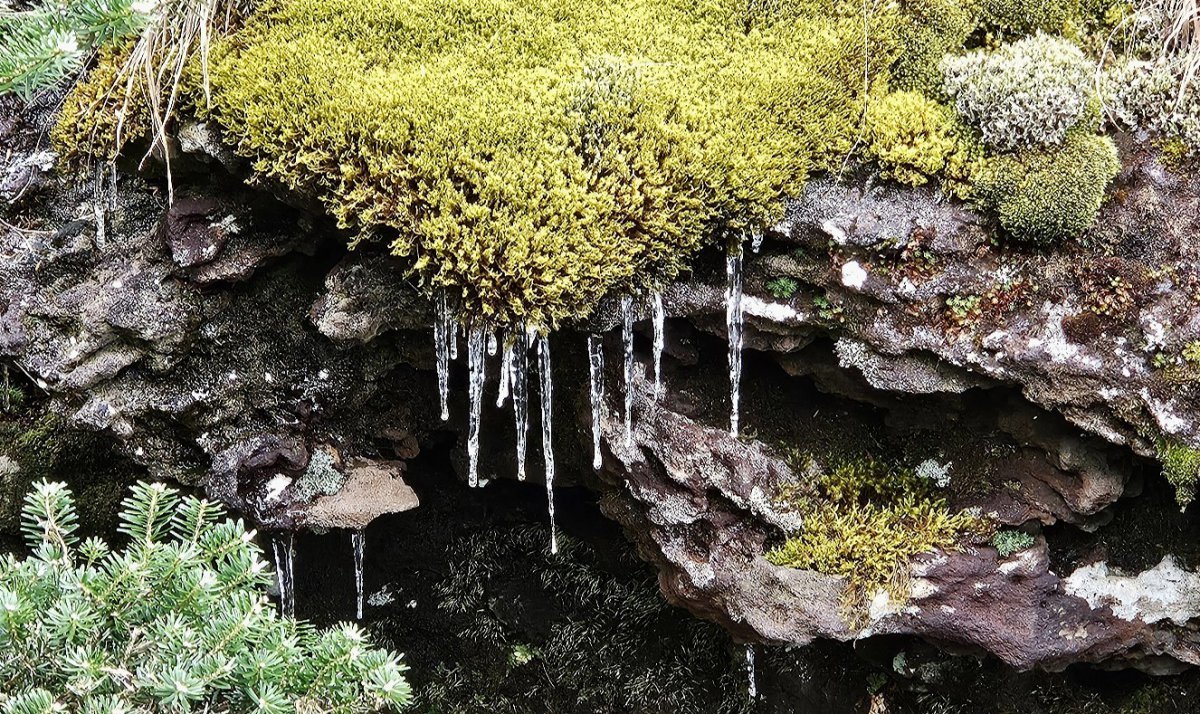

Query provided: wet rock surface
[5,96,1200,691]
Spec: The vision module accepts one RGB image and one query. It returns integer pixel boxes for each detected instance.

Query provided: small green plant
[813,293,846,323]
[765,276,800,300]
[1182,341,1200,364]
[1157,439,1200,508]
[0,480,412,711]
[991,529,1036,557]
[1,366,24,415]
[945,294,983,325]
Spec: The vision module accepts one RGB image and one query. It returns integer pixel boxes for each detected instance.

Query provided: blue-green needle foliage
[0,480,412,714]
[0,0,152,98]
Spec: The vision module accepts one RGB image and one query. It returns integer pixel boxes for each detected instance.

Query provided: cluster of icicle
[431,235,754,553]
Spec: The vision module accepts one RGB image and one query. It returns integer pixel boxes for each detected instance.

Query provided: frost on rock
[726,243,745,437]
[1064,557,1200,626]
[841,260,868,289]
[537,333,558,554]
[588,334,605,470]
[467,326,486,488]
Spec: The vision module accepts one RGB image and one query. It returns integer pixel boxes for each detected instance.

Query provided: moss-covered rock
[189,0,917,327]
[973,130,1119,244]
[890,0,981,95]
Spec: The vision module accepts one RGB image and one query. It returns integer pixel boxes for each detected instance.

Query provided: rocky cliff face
[5,94,1200,681]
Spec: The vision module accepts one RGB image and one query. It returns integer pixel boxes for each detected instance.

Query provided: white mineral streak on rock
[1064,557,1200,625]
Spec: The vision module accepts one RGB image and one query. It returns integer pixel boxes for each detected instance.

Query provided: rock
[301,458,419,530]
[1063,557,1200,627]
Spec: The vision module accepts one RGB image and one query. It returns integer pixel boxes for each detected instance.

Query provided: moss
[766,457,988,619]
[187,0,921,327]
[973,130,1119,245]
[978,0,1110,37]
[1157,439,1200,509]
[50,42,149,163]
[890,0,980,94]
[864,89,981,193]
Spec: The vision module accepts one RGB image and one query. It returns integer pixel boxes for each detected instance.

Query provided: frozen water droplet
[434,292,452,421]
[622,295,635,449]
[746,645,757,698]
[512,323,530,481]
[651,292,665,401]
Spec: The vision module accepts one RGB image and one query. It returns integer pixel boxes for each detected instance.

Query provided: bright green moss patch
[766,457,988,620]
[863,89,981,193]
[1157,439,1200,509]
[974,130,1119,245]
[198,0,910,326]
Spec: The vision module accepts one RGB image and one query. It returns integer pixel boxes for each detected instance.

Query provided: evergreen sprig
[0,480,413,713]
[0,0,153,98]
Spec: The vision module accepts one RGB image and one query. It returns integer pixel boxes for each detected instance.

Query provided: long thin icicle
[352,529,365,620]
[537,333,557,554]
[651,292,664,401]
[487,331,498,356]
[727,242,745,437]
[512,323,530,481]
[272,532,295,618]
[622,295,635,449]
[745,645,757,698]
[588,334,604,470]
[496,334,512,407]
[467,326,486,488]
[434,292,452,421]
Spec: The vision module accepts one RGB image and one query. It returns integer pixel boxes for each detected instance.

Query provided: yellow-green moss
[1157,439,1200,509]
[890,0,980,95]
[864,89,981,193]
[766,458,987,618]
[50,43,149,164]
[189,0,918,327]
[973,130,1119,245]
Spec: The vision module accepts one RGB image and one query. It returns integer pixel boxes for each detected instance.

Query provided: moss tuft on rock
[766,457,987,619]
[1157,439,1200,509]
[864,89,981,193]
[973,130,1119,245]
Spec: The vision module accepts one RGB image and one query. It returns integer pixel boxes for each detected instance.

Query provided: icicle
[588,334,604,470]
[622,295,635,449]
[449,316,459,360]
[92,164,106,250]
[272,532,296,618]
[496,335,512,407]
[487,331,498,356]
[727,243,745,437]
[745,645,757,699]
[512,323,530,481]
[351,529,365,620]
[750,230,764,253]
[537,333,557,554]
[651,292,665,401]
[467,326,486,488]
[434,292,452,421]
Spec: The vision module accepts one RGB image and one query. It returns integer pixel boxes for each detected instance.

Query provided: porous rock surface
[4,98,1200,672]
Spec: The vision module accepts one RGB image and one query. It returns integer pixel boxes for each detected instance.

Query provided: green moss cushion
[201,0,902,326]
